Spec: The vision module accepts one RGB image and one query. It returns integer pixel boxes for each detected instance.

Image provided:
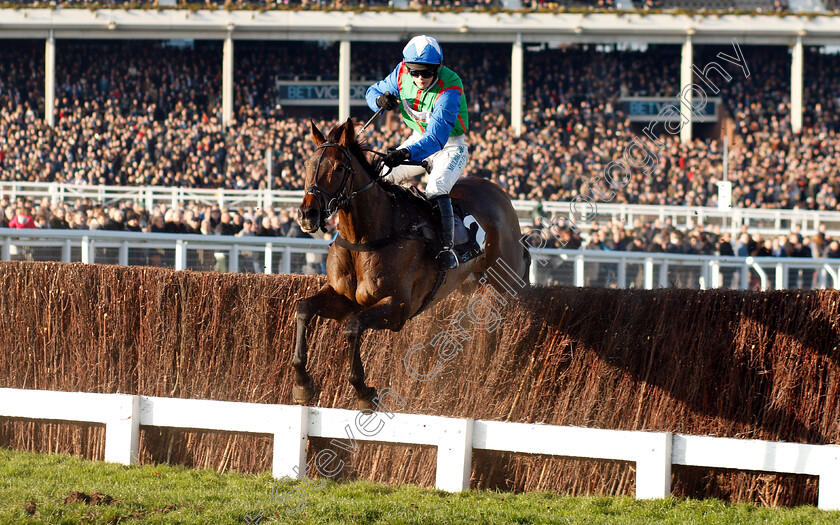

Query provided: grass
[2,446,839,524]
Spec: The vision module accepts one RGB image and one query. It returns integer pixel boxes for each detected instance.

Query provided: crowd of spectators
[9,0,802,11]
[0,195,317,238]
[634,0,787,12]
[8,0,506,8]
[4,40,840,213]
[521,0,616,8]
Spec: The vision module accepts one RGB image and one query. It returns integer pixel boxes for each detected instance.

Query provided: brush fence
[2,387,838,511]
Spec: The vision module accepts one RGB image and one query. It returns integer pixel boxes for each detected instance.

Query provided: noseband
[305,142,381,232]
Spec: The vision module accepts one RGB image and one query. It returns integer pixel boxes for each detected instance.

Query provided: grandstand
[6,7,840,520]
[2,6,840,289]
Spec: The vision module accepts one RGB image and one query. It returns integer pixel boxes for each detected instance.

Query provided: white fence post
[119,241,129,267]
[659,260,669,288]
[740,264,750,290]
[617,258,627,289]
[264,242,273,275]
[175,240,187,271]
[81,236,92,264]
[777,262,788,290]
[104,394,140,465]
[229,244,240,273]
[272,405,309,480]
[529,254,538,285]
[824,264,840,289]
[747,257,768,291]
[818,447,840,511]
[435,418,474,492]
[282,246,291,274]
[62,238,72,263]
[574,254,585,287]
[710,260,720,288]
[635,432,672,499]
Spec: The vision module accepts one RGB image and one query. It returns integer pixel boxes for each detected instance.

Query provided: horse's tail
[521,245,532,286]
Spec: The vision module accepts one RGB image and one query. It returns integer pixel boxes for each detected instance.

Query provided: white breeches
[381,133,469,198]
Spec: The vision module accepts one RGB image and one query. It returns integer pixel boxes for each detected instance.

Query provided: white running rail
[3,181,840,236]
[0,388,837,510]
[2,228,838,291]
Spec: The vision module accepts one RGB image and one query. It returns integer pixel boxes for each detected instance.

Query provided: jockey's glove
[383,148,410,168]
[376,92,399,111]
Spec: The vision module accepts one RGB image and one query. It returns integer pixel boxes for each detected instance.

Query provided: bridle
[304,142,383,233]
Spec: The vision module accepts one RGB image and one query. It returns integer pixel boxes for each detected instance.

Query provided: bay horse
[293,118,529,410]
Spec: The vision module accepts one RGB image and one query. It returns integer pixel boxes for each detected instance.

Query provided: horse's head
[297,118,362,234]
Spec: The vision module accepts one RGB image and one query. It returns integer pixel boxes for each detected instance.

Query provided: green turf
[2,446,839,524]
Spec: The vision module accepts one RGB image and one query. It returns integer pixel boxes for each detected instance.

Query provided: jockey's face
[412,73,435,91]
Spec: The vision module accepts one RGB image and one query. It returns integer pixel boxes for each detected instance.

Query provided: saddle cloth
[452,208,486,265]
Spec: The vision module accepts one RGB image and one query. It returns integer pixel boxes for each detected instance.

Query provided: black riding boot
[432,195,459,271]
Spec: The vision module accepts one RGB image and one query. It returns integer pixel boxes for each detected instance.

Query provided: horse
[293,118,530,410]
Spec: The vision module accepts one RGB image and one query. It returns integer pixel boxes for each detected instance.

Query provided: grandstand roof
[1,9,839,45]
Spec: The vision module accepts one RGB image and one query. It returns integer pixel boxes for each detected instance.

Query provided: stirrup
[436,247,459,271]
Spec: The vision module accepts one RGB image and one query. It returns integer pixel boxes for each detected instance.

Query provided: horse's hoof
[292,381,318,405]
[356,387,378,412]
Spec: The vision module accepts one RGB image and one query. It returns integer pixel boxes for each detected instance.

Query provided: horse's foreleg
[293,284,357,405]
[344,296,409,411]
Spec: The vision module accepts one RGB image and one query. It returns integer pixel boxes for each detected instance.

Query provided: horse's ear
[310,120,326,146]
[337,118,356,147]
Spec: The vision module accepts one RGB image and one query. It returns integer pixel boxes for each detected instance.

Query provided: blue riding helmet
[402,35,443,70]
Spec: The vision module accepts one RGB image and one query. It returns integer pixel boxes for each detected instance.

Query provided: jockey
[365,35,469,271]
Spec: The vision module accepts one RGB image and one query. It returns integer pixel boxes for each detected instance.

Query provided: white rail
[529,249,840,290]
[0,388,837,510]
[2,228,838,290]
[0,228,329,275]
[3,181,840,236]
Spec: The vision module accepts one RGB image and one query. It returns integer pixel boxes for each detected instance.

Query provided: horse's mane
[325,125,384,176]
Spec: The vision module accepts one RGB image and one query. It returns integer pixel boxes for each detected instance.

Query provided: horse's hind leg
[344,296,409,411]
[293,284,356,405]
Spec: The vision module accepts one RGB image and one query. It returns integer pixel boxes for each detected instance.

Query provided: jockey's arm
[365,64,402,112]
[404,88,459,161]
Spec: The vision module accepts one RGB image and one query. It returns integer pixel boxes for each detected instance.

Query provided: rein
[304,142,384,232]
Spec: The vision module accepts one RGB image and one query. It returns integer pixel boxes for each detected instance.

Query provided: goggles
[408,68,437,79]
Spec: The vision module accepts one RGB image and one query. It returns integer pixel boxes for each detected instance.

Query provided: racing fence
[1,262,838,507]
[1,388,837,510]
